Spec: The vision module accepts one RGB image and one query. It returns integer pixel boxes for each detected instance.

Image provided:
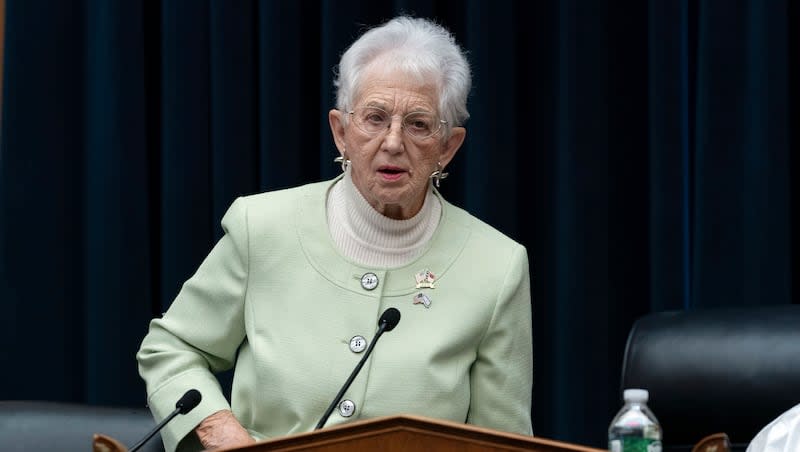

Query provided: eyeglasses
[348,106,447,140]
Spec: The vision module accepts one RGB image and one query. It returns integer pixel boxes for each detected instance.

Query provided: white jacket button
[360,273,379,290]
[339,399,356,417]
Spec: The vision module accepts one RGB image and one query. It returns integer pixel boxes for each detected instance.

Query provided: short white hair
[333,16,472,135]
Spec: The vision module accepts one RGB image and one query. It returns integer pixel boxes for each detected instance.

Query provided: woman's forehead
[354,68,439,110]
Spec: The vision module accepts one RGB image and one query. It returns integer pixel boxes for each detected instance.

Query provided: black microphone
[128,389,202,452]
[315,307,401,430]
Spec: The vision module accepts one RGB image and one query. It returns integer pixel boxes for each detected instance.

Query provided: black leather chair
[620,304,800,452]
[0,400,164,452]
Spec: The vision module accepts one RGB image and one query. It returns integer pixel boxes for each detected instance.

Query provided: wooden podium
[95,414,606,452]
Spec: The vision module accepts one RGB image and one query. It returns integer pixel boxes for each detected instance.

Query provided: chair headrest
[620,305,800,449]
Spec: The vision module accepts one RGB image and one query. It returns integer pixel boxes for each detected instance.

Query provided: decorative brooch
[412,269,436,308]
[413,293,432,308]
[414,269,436,289]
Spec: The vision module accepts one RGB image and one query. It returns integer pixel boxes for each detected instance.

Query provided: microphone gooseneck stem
[128,408,180,452]
[315,321,389,430]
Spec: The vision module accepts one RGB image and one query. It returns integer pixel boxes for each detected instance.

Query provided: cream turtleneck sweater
[325,169,441,268]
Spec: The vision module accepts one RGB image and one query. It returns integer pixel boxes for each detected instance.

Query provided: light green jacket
[137,177,533,451]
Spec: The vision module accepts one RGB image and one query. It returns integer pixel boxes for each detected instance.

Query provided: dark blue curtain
[1,0,797,448]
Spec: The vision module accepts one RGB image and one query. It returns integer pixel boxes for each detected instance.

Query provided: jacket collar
[296,176,471,296]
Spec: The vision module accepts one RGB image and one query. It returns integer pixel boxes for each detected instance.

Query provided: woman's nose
[382,118,405,152]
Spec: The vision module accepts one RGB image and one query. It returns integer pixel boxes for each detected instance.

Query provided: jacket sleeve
[136,197,250,452]
[466,244,533,435]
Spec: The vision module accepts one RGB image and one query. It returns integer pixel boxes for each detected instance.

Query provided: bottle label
[643,425,660,440]
[609,437,662,452]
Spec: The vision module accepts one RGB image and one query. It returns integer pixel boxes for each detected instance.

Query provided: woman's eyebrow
[362,99,390,109]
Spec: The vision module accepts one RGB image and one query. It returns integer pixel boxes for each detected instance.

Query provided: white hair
[333,16,472,136]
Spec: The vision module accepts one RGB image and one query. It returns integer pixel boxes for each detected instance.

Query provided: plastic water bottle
[608,388,662,452]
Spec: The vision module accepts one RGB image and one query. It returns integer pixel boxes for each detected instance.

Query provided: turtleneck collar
[326,168,442,268]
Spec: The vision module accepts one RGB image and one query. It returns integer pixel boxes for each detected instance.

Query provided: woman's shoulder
[218,179,332,233]
[440,198,525,252]
[434,200,529,299]
[227,179,330,215]
[239,179,330,207]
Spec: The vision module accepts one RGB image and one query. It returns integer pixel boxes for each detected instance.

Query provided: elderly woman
[137,16,532,451]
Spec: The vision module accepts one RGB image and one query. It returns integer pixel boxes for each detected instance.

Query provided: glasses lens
[352,107,389,134]
[403,112,440,138]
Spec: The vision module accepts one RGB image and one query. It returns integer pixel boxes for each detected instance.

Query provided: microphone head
[175,389,202,415]
[379,308,401,332]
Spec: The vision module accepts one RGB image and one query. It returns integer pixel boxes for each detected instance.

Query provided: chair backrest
[0,400,164,452]
[620,305,800,452]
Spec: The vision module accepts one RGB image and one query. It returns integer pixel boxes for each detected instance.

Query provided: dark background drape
[1,0,797,448]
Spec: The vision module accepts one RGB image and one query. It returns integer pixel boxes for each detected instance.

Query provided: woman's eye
[407,118,430,131]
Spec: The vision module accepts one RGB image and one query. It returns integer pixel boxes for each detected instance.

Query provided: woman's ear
[328,109,346,154]
[439,126,466,168]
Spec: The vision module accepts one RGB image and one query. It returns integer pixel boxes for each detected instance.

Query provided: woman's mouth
[378,166,406,181]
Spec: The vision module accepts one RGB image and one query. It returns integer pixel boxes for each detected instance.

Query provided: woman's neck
[325,170,441,268]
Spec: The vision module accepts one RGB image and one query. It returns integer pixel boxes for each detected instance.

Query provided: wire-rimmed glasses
[348,106,447,140]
